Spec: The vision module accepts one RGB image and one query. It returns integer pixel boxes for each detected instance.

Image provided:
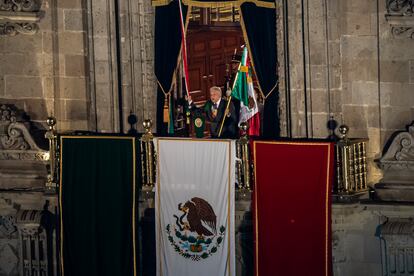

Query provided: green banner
[59,136,137,276]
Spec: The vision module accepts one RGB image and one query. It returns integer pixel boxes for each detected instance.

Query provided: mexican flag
[155,138,236,276]
[231,47,260,136]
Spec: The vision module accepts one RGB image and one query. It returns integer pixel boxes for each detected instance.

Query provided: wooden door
[187,28,244,106]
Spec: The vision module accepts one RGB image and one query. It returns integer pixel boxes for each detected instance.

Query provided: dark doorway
[186,7,244,107]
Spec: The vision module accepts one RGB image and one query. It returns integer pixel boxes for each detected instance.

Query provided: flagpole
[217,61,242,137]
[178,0,189,98]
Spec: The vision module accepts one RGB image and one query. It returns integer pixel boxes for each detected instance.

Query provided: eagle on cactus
[178,197,217,237]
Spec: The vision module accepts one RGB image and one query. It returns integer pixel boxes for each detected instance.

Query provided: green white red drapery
[155,138,236,276]
[231,47,260,136]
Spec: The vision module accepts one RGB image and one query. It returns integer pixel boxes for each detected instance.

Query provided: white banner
[155,138,236,276]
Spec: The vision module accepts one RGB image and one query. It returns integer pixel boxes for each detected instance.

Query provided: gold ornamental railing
[236,122,251,191]
[140,119,156,189]
[45,118,368,196]
[334,125,368,194]
[138,121,253,191]
[45,117,58,193]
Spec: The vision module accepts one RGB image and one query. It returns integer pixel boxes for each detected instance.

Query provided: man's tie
[212,103,218,118]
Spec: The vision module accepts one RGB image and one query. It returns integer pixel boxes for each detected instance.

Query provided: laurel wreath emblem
[166,224,226,261]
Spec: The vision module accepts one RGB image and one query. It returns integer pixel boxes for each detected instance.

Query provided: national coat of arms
[166,197,226,261]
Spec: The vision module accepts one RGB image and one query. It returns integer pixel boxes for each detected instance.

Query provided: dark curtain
[241,3,279,138]
[155,2,188,135]
[59,137,138,276]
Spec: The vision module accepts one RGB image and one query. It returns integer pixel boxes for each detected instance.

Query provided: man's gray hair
[210,86,222,95]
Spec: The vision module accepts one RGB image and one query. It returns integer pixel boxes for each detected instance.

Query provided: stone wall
[0,0,157,133]
[0,0,90,131]
[278,0,414,185]
[85,0,157,133]
[332,203,414,276]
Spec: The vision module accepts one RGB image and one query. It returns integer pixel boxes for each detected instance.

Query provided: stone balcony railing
[2,107,414,275]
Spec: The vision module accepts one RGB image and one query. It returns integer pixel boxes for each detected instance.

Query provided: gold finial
[239,121,249,132]
[338,124,349,140]
[143,119,152,134]
[46,117,56,131]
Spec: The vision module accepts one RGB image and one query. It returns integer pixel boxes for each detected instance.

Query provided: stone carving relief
[387,0,414,14]
[0,104,48,161]
[375,122,414,201]
[386,0,414,39]
[0,104,48,190]
[0,21,38,36]
[378,122,414,172]
[379,219,414,275]
[0,208,56,276]
[379,122,414,167]
[0,0,42,12]
[0,0,43,36]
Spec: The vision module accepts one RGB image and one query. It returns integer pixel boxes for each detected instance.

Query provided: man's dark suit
[203,98,237,138]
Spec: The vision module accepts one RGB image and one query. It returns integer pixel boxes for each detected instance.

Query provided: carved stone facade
[0,104,48,190]
[332,203,414,276]
[376,122,414,201]
[0,0,43,36]
[0,104,56,276]
[0,0,414,275]
[386,0,414,39]
[379,219,414,275]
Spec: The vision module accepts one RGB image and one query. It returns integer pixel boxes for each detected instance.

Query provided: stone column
[85,0,157,133]
[277,0,342,138]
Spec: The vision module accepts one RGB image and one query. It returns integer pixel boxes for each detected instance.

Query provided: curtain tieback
[156,78,175,123]
[263,80,279,102]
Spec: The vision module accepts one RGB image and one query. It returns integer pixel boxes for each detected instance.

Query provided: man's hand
[185,94,192,103]
[225,109,231,117]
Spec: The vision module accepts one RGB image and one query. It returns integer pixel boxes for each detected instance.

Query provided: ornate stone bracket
[375,121,414,201]
[0,104,48,161]
[0,0,43,36]
[386,0,414,39]
[0,104,49,190]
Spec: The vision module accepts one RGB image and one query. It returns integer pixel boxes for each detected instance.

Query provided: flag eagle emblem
[166,197,226,261]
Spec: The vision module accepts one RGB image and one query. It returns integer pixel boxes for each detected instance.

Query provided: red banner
[253,141,334,276]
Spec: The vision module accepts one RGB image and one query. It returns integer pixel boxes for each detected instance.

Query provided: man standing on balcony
[187,86,237,138]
